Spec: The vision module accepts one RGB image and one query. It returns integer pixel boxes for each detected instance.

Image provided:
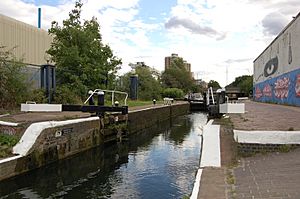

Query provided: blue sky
[1,0,299,86]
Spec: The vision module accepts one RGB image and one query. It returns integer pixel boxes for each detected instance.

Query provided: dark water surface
[0,113,207,199]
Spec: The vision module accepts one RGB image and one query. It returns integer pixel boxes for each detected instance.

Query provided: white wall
[254,14,300,84]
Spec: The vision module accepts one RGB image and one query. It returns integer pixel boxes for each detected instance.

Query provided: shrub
[162,88,184,98]
[0,46,29,109]
[53,85,82,104]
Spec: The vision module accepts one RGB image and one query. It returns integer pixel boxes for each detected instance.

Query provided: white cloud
[0,0,298,87]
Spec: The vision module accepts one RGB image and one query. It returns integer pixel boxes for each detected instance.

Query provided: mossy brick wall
[237,143,300,155]
[128,103,189,134]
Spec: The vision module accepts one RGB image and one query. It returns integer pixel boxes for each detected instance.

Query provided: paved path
[198,101,300,199]
[231,101,300,199]
[230,101,300,131]
[234,149,300,199]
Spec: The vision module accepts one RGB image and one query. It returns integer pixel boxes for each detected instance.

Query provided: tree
[207,80,221,89]
[118,64,162,100]
[0,46,28,109]
[161,57,197,92]
[47,1,121,98]
[227,75,253,96]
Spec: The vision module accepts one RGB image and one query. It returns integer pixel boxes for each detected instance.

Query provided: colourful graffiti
[255,86,262,99]
[274,77,290,99]
[254,68,300,107]
[296,74,300,97]
[263,84,272,97]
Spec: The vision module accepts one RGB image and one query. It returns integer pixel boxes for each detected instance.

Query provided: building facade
[253,13,300,106]
[164,53,192,76]
[0,14,53,89]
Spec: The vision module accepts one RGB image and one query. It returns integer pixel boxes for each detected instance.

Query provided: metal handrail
[84,89,128,106]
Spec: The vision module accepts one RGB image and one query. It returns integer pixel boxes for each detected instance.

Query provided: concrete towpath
[198,100,300,199]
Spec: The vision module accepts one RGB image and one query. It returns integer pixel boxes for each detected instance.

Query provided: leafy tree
[47,1,121,99]
[207,80,221,89]
[162,88,184,98]
[0,46,28,109]
[227,75,253,96]
[161,57,198,92]
[118,64,162,100]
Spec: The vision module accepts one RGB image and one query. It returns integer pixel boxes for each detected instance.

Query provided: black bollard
[153,99,156,105]
[88,90,95,105]
[97,91,105,106]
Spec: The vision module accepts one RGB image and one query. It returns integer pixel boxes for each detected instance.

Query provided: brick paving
[198,101,300,199]
[234,149,300,199]
[230,101,300,131]
[231,101,300,199]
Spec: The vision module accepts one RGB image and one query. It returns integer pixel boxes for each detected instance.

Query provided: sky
[0,0,299,87]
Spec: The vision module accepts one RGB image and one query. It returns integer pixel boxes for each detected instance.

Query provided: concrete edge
[191,119,221,198]
[0,121,19,127]
[234,129,300,144]
[190,168,203,199]
[13,117,99,156]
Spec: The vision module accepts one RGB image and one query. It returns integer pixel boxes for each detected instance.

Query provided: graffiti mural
[254,68,300,106]
[264,56,278,77]
[274,77,290,99]
[296,74,300,97]
[255,87,262,99]
[263,84,272,97]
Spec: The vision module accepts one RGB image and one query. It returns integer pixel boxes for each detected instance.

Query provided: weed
[279,144,292,153]
[0,134,19,147]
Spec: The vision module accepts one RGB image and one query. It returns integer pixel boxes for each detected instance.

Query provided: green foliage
[0,46,29,109]
[53,85,82,104]
[47,0,121,98]
[208,80,221,89]
[161,57,197,93]
[119,65,162,100]
[227,75,253,96]
[0,134,19,147]
[162,88,184,98]
[27,89,48,103]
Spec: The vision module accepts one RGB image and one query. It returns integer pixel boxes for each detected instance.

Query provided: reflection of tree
[166,117,192,145]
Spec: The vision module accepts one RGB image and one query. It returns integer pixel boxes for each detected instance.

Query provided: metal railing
[84,89,128,106]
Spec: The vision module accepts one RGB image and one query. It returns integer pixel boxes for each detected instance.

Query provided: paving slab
[230,101,300,131]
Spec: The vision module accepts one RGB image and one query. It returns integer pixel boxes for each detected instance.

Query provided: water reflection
[0,113,207,199]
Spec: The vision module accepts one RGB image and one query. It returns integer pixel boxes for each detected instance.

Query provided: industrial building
[0,14,52,88]
[253,12,300,106]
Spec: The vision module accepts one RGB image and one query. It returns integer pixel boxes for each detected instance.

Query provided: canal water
[0,113,207,199]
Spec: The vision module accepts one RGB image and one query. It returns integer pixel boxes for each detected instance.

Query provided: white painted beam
[21,104,62,112]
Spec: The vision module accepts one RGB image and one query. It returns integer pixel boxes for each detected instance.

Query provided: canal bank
[0,102,189,181]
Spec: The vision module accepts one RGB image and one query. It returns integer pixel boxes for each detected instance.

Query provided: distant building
[253,12,300,106]
[164,53,192,77]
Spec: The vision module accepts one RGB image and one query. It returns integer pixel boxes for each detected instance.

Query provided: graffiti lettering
[274,77,290,99]
[296,74,300,97]
[255,87,262,99]
[0,126,16,136]
[264,57,278,77]
[263,84,272,97]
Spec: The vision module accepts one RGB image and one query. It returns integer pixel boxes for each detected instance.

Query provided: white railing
[206,87,215,105]
[84,89,128,106]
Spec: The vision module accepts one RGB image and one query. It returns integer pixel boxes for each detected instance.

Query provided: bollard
[115,101,119,107]
[153,99,156,105]
[97,91,105,106]
[88,90,95,105]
